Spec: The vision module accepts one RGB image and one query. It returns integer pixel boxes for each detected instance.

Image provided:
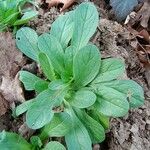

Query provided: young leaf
[73,44,100,88]
[1,12,19,25]
[48,80,69,106]
[75,109,105,143]
[64,46,76,76]
[61,46,76,82]
[92,58,125,84]
[50,11,74,49]
[42,141,66,150]
[100,80,144,108]
[48,80,68,90]
[110,0,138,21]
[40,112,71,140]
[70,89,96,108]
[16,27,39,61]
[34,80,49,93]
[94,86,129,117]
[15,99,35,116]
[0,131,32,150]
[14,10,38,25]
[71,2,99,50]
[38,53,56,81]
[30,136,42,148]
[38,33,64,75]
[19,71,44,91]
[65,107,92,150]
[88,110,109,130]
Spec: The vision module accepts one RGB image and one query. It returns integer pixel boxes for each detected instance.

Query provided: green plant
[0,2,144,150]
[0,0,38,32]
[0,131,65,150]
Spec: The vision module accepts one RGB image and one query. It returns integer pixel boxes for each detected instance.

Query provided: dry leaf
[137,0,150,29]
[0,74,24,103]
[0,32,26,115]
[42,0,76,11]
[125,0,150,31]
[138,29,150,43]
[19,123,35,138]
[0,93,8,116]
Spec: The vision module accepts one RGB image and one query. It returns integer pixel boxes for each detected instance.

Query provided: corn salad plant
[0,2,144,150]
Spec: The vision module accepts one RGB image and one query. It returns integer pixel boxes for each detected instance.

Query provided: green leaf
[26,89,55,129]
[48,80,69,106]
[0,131,32,150]
[14,10,38,25]
[50,11,74,49]
[15,99,35,116]
[88,110,109,130]
[30,136,42,148]
[70,89,96,108]
[65,107,92,150]
[100,80,144,108]
[16,27,39,61]
[40,112,71,140]
[1,12,19,25]
[34,80,49,93]
[71,2,99,50]
[92,58,125,84]
[64,46,76,77]
[94,86,129,117]
[75,109,105,143]
[73,44,100,88]
[26,84,68,129]
[43,141,66,150]
[48,80,68,90]
[38,33,64,75]
[38,53,56,81]
[19,71,43,91]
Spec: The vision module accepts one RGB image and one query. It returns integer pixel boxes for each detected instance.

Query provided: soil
[0,1,150,150]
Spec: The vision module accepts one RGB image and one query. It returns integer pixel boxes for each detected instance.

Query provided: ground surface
[0,1,150,150]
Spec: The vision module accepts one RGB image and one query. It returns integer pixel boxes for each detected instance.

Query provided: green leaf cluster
[0,2,144,150]
[0,131,65,150]
[0,0,38,31]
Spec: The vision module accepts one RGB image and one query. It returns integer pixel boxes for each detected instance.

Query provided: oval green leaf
[50,11,74,49]
[65,108,92,150]
[75,109,105,143]
[19,71,44,91]
[94,86,129,117]
[73,44,100,88]
[15,99,35,116]
[14,10,38,25]
[71,2,99,50]
[16,27,39,61]
[70,89,96,108]
[26,90,55,129]
[101,80,144,108]
[40,112,71,140]
[38,52,56,81]
[92,58,125,84]
[38,33,64,75]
